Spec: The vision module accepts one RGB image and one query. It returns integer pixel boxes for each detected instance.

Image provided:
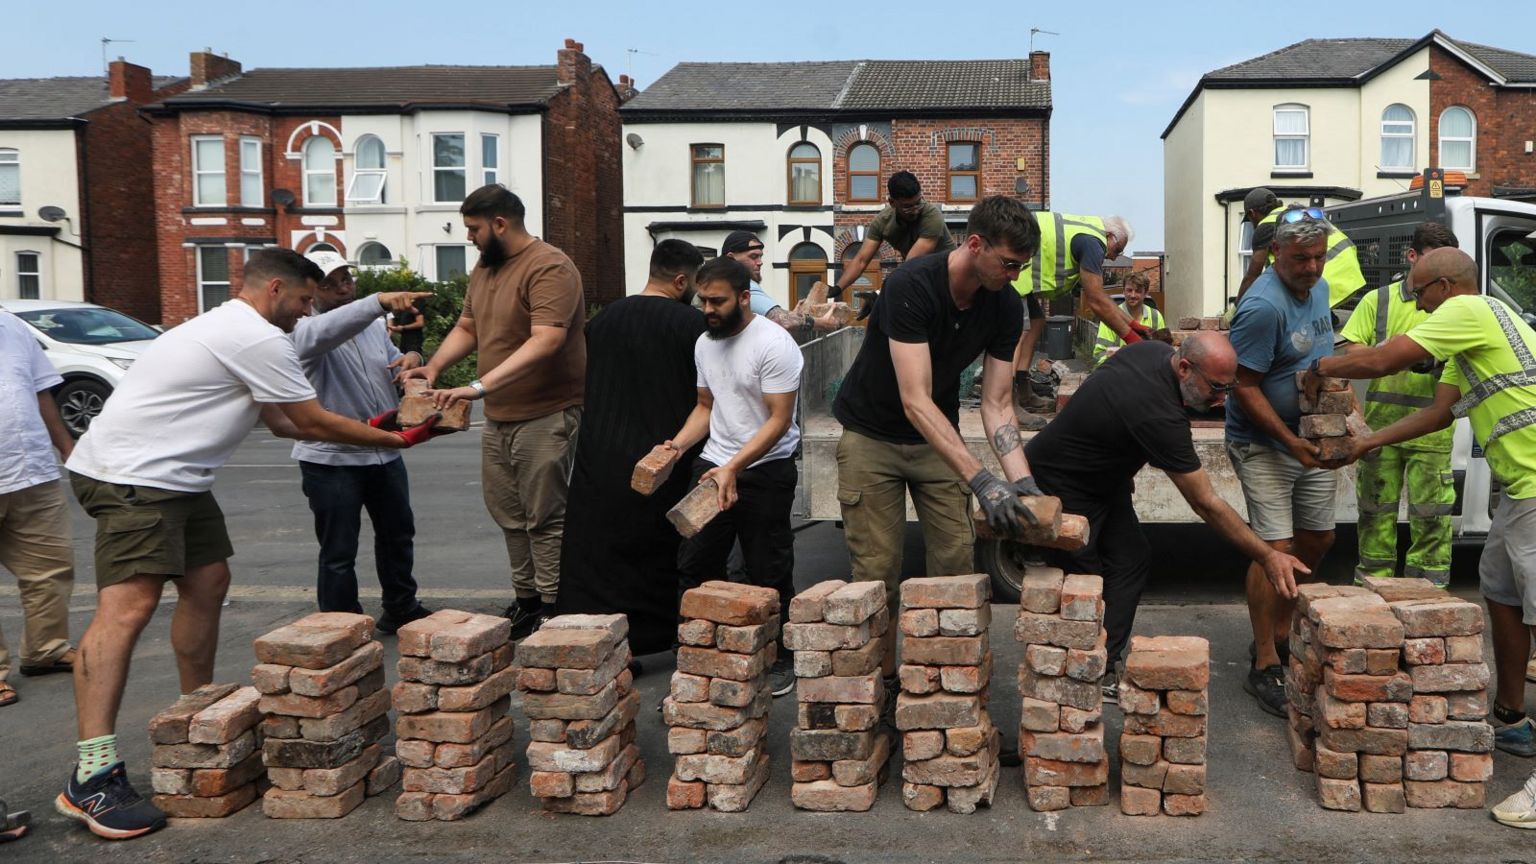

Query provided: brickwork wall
[1429,45,1536,197]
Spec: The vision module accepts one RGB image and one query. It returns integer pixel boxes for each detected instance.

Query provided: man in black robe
[555,240,706,656]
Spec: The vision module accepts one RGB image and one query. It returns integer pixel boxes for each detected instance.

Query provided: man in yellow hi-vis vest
[1337,222,1459,587]
[1305,247,1536,819]
[1238,187,1366,308]
[1092,271,1165,368]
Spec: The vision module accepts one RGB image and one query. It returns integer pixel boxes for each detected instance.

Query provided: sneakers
[1526,656,1536,684]
[768,656,795,697]
[504,603,547,641]
[56,763,166,841]
[1496,717,1536,757]
[1244,664,1287,718]
[1100,663,1120,705]
[375,604,432,635]
[1493,769,1536,829]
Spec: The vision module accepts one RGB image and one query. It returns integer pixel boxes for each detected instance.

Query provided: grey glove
[969,468,1036,535]
[1010,476,1045,498]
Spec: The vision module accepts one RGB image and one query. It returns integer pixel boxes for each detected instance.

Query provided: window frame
[0,148,19,208]
[1379,104,1415,171]
[1438,106,1476,172]
[16,251,41,299]
[847,143,881,203]
[1272,104,1310,171]
[346,135,388,205]
[481,133,499,187]
[690,143,725,209]
[191,135,226,207]
[356,241,393,269]
[786,142,821,206]
[946,141,981,203]
[786,242,828,307]
[434,244,468,281]
[238,137,263,207]
[196,246,231,313]
[431,133,468,204]
[301,136,338,207]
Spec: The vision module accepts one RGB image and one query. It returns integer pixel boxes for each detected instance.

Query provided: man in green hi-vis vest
[1238,187,1366,308]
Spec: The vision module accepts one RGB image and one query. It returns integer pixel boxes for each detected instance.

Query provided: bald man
[1025,334,1309,698]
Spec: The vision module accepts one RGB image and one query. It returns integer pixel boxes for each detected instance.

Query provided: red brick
[792,759,831,782]
[1063,634,1108,683]
[1315,690,1367,730]
[1025,644,1067,676]
[149,683,240,744]
[153,730,257,770]
[395,695,510,744]
[1021,727,1105,763]
[676,644,774,681]
[706,717,766,757]
[1314,745,1358,780]
[669,671,709,702]
[1444,635,1483,663]
[676,618,716,646]
[788,580,846,623]
[679,580,779,625]
[1390,598,1484,637]
[1119,784,1161,815]
[1408,662,1491,693]
[894,692,981,730]
[1317,725,1408,756]
[154,783,259,818]
[666,774,706,809]
[704,751,770,811]
[254,613,373,669]
[830,639,884,677]
[833,732,892,785]
[189,751,267,797]
[1165,689,1207,716]
[1163,792,1206,816]
[513,628,621,670]
[1020,667,1100,711]
[661,691,769,731]
[899,663,941,694]
[940,656,992,694]
[367,755,401,796]
[1449,752,1493,782]
[1409,695,1449,724]
[782,620,873,651]
[938,605,991,637]
[1014,612,1099,650]
[441,664,519,711]
[1018,566,1064,614]
[397,652,495,686]
[899,574,989,610]
[1404,750,1449,781]
[667,481,724,538]
[1367,702,1410,729]
[631,444,679,495]
[522,679,620,720]
[1322,668,1412,703]
[1404,778,1485,809]
[715,621,777,655]
[263,781,365,818]
[299,687,391,742]
[423,763,517,820]
[1316,775,1362,811]
[1059,574,1104,622]
[902,635,986,666]
[823,580,885,625]
[1119,734,1161,766]
[792,779,878,812]
[797,672,881,704]
[1316,608,1405,650]
[424,613,510,663]
[1026,756,1107,787]
[187,686,263,745]
[252,664,291,695]
[432,715,516,769]
[288,641,384,698]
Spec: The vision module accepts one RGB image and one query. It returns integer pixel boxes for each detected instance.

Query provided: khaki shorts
[69,472,234,589]
[1225,439,1337,541]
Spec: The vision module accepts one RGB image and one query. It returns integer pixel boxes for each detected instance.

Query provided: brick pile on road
[664,580,779,811]
[251,612,395,819]
[1014,567,1110,811]
[786,579,892,812]
[1117,636,1210,816]
[391,610,517,821]
[514,614,644,815]
[149,683,266,817]
[896,573,1000,814]
[1361,576,1494,809]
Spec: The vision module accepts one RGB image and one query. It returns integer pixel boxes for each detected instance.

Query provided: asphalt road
[0,426,1527,864]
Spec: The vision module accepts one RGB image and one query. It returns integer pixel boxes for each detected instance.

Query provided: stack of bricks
[1117,636,1211,817]
[1014,567,1110,811]
[664,580,779,812]
[1297,371,1368,462]
[895,574,1000,814]
[149,683,266,817]
[1362,576,1494,809]
[391,610,518,821]
[513,614,644,815]
[252,612,396,819]
[785,579,891,812]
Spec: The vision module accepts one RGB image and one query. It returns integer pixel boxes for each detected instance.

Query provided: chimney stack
[108,59,153,103]
[1029,51,1051,82]
[616,74,638,103]
[190,49,242,89]
[557,37,590,86]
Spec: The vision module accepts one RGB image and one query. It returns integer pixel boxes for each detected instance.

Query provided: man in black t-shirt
[1025,332,1309,698]
[834,196,1042,671]
[389,299,427,356]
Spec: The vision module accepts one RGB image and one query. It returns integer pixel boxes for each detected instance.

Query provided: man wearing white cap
[291,250,435,632]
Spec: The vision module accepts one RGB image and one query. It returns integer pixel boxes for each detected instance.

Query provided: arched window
[303,136,337,206]
[1380,104,1415,171]
[787,143,821,206]
[788,242,828,306]
[346,135,387,204]
[848,143,880,202]
[1439,106,1476,171]
[1273,103,1309,170]
[357,242,393,268]
[308,242,338,254]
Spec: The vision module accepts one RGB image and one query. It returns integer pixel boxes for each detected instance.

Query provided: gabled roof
[623,59,1050,117]
[156,65,582,114]
[0,75,183,123]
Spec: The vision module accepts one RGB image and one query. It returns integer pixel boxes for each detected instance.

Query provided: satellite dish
[626,133,644,150]
[272,188,296,207]
[37,205,67,222]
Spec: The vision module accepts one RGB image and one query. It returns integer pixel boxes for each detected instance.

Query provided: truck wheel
[976,538,1049,604]
[56,379,111,438]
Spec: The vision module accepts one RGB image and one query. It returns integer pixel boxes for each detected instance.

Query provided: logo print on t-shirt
[1290,326,1315,354]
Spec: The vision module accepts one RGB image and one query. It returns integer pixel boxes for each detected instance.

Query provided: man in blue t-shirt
[1225,216,1338,718]
[722,231,838,337]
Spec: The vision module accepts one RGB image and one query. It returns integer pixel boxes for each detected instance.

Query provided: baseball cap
[721,230,763,255]
[1242,187,1279,221]
[305,249,353,278]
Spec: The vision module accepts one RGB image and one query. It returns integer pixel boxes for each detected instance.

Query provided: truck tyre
[976,538,1049,604]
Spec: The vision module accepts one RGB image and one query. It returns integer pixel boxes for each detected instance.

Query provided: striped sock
[76,735,119,783]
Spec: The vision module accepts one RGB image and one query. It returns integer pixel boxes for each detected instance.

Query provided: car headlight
[108,358,135,370]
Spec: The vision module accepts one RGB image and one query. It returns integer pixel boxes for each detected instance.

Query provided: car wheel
[975,538,1051,604]
[56,379,111,438]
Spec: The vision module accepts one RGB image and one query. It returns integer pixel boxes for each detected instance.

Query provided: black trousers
[1042,489,1150,665]
[299,459,421,616]
[677,456,796,622]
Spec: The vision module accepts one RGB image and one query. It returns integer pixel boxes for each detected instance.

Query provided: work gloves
[1009,476,1045,499]
[969,468,1037,536]
[368,410,451,447]
[1120,319,1154,345]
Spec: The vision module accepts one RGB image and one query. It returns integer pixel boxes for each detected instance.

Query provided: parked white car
[2,299,160,437]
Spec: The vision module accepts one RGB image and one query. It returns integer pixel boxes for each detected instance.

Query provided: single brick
[823,580,885,625]
[254,614,373,669]
[1059,574,1104,622]
[187,686,264,745]
[899,574,989,610]
[394,696,510,744]
[789,580,846,623]
[1018,566,1065,614]
[679,580,779,626]
[631,444,678,495]
[513,628,621,670]
[667,480,724,538]
[149,683,241,744]
[263,781,366,819]
[1300,414,1347,438]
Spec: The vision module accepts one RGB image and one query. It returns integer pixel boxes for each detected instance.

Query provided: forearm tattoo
[992,423,1022,457]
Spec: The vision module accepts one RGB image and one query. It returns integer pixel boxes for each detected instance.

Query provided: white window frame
[481,133,499,187]
[196,246,230,313]
[302,136,337,207]
[356,241,394,270]
[346,135,388,205]
[434,244,468,280]
[0,148,19,208]
[191,135,226,207]
[1379,104,1416,172]
[432,133,467,204]
[16,251,41,299]
[1272,104,1310,171]
[239,137,263,207]
[1236,221,1255,290]
[1438,106,1476,172]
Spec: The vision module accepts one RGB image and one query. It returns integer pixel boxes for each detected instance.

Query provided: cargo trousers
[1355,444,1454,587]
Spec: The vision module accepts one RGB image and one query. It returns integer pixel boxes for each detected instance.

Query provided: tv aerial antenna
[101,37,137,73]
[1029,28,1060,53]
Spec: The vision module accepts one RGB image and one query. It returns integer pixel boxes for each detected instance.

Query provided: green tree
[354,259,477,389]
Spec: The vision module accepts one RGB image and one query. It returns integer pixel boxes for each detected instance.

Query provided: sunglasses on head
[1278,207,1327,224]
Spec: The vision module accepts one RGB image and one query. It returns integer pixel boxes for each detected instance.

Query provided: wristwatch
[468,379,486,396]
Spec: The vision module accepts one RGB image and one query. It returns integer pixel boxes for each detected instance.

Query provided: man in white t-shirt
[57,249,445,842]
[661,256,803,695]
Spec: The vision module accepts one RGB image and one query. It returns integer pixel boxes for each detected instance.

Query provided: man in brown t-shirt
[408,185,585,638]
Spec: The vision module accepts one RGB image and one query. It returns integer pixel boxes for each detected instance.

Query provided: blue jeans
[299,459,420,616]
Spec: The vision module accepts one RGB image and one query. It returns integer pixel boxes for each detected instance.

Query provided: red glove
[367,409,402,431]
[1120,319,1153,345]
[393,415,448,447]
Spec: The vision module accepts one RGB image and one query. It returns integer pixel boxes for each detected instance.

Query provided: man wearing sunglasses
[833,171,956,298]
[1302,247,1536,823]
[1026,331,1309,699]
[1238,188,1365,308]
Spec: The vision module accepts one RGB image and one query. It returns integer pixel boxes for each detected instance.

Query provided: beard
[681,285,698,305]
[477,236,509,269]
[704,303,745,339]
[1179,374,1213,414]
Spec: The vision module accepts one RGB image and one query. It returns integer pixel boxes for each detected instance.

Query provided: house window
[357,242,393,268]
[1439,106,1476,172]
[191,136,225,206]
[1380,104,1415,171]
[1273,104,1309,170]
[848,143,880,202]
[308,243,337,254]
[1237,220,1255,289]
[482,134,499,187]
[432,133,467,203]
[787,143,820,205]
[947,142,980,201]
[16,252,40,299]
[691,144,724,208]
[787,242,828,307]
[435,245,468,280]
[303,136,337,207]
[346,135,387,204]
[0,149,19,207]
[239,137,263,207]
[197,246,230,312]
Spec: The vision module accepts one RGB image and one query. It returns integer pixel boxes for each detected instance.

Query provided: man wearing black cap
[722,231,838,336]
[834,171,956,297]
[1237,187,1365,307]
[1237,187,1282,296]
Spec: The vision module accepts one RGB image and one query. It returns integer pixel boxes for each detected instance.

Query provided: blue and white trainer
[56,763,166,841]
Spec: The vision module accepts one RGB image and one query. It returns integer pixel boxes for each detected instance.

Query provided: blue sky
[8,1,1533,249]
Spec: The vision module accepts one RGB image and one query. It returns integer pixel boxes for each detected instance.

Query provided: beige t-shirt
[463,239,585,421]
